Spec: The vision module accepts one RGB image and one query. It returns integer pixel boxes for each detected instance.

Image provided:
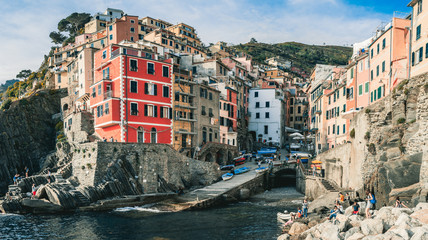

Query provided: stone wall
[72,142,222,194]
[315,74,428,206]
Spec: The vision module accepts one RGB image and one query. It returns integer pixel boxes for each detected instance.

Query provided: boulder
[21,198,63,212]
[347,232,365,240]
[414,202,428,211]
[361,235,385,240]
[392,207,413,217]
[386,227,410,240]
[277,233,290,240]
[395,213,414,230]
[336,214,350,232]
[410,227,428,240]
[308,220,318,228]
[360,219,384,235]
[289,222,309,235]
[344,227,362,239]
[320,223,340,240]
[410,209,428,225]
[345,206,353,216]
[375,207,395,230]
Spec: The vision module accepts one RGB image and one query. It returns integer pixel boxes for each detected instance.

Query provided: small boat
[220,164,235,170]
[255,167,268,173]
[234,167,250,175]
[222,173,234,181]
[234,157,246,166]
[277,210,292,221]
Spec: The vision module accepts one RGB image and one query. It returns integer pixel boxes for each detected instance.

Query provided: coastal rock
[360,219,384,235]
[410,227,428,240]
[410,209,428,224]
[349,215,364,228]
[414,202,428,210]
[345,206,353,216]
[344,227,362,239]
[386,227,410,240]
[320,223,340,240]
[239,188,250,200]
[289,222,309,235]
[395,213,417,230]
[376,207,395,230]
[392,207,413,217]
[346,232,365,240]
[308,220,318,228]
[277,233,290,240]
[21,198,62,212]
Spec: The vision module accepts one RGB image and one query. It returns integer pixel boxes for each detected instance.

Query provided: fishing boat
[277,210,292,221]
[220,164,235,171]
[234,167,250,175]
[234,156,246,166]
[255,167,268,174]
[222,173,234,181]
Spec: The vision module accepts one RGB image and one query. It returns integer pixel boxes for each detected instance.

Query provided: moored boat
[277,210,291,221]
[222,173,234,181]
[220,164,235,171]
[255,167,268,173]
[234,166,250,175]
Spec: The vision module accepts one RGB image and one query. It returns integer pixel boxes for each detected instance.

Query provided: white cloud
[0,0,394,84]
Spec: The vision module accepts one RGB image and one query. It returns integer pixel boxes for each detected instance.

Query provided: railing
[111,49,120,59]
[104,91,112,100]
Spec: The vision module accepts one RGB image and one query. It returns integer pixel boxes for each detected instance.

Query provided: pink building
[368,17,410,104]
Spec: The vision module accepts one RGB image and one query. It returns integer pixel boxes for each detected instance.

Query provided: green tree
[49,31,66,44]
[58,12,91,36]
[16,69,32,79]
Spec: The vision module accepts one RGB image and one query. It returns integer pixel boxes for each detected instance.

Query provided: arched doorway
[63,103,69,112]
[209,128,213,142]
[227,152,233,164]
[151,127,157,143]
[206,153,214,162]
[216,150,225,165]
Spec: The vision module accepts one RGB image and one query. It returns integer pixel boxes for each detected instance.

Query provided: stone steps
[321,179,339,192]
[70,190,90,206]
[53,174,66,184]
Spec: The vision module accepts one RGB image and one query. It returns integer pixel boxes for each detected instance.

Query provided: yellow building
[408,0,428,77]
[167,23,201,47]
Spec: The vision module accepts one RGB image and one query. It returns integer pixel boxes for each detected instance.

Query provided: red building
[90,44,173,143]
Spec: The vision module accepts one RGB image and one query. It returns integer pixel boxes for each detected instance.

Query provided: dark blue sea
[0,187,303,240]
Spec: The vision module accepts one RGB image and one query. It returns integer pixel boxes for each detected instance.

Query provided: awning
[290,132,304,137]
[285,127,300,133]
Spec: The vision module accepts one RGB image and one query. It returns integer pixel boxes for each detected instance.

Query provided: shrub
[55,121,63,131]
[404,89,409,95]
[410,119,416,124]
[82,149,86,153]
[365,108,371,114]
[364,132,371,140]
[368,143,376,155]
[81,165,85,170]
[350,128,355,138]
[0,99,12,111]
[86,163,92,169]
[397,118,406,124]
[92,148,95,152]
[57,134,64,140]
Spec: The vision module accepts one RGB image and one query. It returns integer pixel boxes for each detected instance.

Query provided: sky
[0,0,411,84]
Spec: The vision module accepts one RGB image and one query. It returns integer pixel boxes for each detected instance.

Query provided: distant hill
[0,79,19,93]
[231,42,352,75]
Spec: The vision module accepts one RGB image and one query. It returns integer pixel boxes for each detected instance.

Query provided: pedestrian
[352,201,360,215]
[312,165,316,176]
[327,206,339,221]
[32,184,36,199]
[258,160,261,169]
[297,207,303,218]
[24,166,29,178]
[345,192,350,203]
[110,136,114,142]
[278,152,281,160]
[302,199,308,218]
[102,137,107,142]
[13,173,20,185]
[395,197,408,208]
[365,190,375,219]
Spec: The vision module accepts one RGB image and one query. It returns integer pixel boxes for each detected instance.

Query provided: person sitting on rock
[395,197,408,208]
[13,173,20,185]
[328,206,339,220]
[335,201,344,214]
[297,207,303,218]
[32,184,37,199]
[352,201,360,215]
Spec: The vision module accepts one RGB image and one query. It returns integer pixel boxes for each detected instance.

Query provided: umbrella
[289,132,303,137]
[293,136,305,140]
[312,160,322,164]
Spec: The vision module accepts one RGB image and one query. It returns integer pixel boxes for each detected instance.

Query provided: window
[412,52,415,66]
[371,91,373,102]
[332,124,335,134]
[290,107,294,114]
[147,62,155,74]
[419,47,424,63]
[144,104,157,117]
[255,102,260,108]
[418,0,423,14]
[109,34,113,40]
[130,37,134,42]
[209,108,213,117]
[97,105,103,117]
[145,83,157,95]
[298,106,301,113]
[264,125,268,134]
[365,82,369,93]
[265,101,270,108]
[426,43,428,58]
[201,106,206,115]
[256,112,260,119]
[162,66,169,77]
[130,27,135,33]
[350,68,354,79]
[102,50,107,59]
[328,126,330,135]
[130,59,138,71]
[265,112,270,118]
[98,84,101,95]
[376,65,379,76]
[131,103,138,115]
[377,44,379,54]
[382,38,386,49]
[343,124,346,134]
[417,25,421,40]
[130,81,138,93]
[343,104,346,112]
[290,117,294,122]
[160,107,171,119]
[343,87,346,96]
[163,86,169,98]
[328,96,331,104]
[378,86,382,99]
[103,67,110,79]
[371,49,373,58]
[209,92,213,100]
[92,87,95,97]
[105,103,109,114]
[371,70,373,80]
[254,91,258,97]
[382,61,385,72]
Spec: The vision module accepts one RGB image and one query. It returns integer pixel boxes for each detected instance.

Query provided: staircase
[70,190,90,206]
[53,174,66,184]
[321,179,339,192]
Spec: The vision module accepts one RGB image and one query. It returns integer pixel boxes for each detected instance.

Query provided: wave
[113,204,170,213]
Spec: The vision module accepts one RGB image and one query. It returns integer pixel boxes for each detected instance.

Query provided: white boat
[222,173,234,181]
[255,167,268,174]
[277,210,292,221]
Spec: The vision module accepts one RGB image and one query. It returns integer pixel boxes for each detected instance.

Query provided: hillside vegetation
[232,42,352,73]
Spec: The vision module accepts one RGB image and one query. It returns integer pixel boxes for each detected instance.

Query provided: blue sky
[0,0,412,84]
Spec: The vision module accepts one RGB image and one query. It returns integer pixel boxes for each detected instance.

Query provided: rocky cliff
[316,74,428,207]
[0,89,65,194]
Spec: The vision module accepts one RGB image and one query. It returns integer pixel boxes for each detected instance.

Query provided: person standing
[365,190,374,219]
[32,184,37,199]
[24,166,29,178]
[302,199,308,218]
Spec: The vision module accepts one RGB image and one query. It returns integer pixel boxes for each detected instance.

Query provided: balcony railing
[104,91,113,100]
[111,49,120,59]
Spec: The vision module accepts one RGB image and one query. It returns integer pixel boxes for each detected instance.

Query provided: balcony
[174,116,197,122]
[315,110,322,115]
[104,91,113,100]
[175,104,197,110]
[54,58,65,65]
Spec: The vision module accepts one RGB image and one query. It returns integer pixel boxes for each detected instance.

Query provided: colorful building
[89,44,173,143]
[408,0,428,78]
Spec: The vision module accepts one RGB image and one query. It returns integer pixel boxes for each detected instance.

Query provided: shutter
[169,107,172,119]
[145,83,148,94]
[154,84,157,96]
[144,104,148,116]
[160,107,164,118]
[154,106,158,117]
